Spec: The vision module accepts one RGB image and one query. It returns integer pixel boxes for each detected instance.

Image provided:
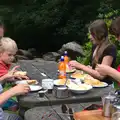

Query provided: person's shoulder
[107,44,116,50]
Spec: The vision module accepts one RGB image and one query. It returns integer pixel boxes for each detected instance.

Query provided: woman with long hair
[96,17,120,83]
[69,19,116,84]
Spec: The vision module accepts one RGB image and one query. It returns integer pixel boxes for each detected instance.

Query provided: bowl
[68,83,92,94]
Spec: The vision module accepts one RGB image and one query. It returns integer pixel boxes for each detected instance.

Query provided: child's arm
[96,64,120,82]
[107,68,120,82]
[0,84,30,105]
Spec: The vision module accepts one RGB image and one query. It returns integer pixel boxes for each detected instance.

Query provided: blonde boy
[0,37,28,80]
[0,37,18,77]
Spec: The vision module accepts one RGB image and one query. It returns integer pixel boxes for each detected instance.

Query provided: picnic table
[14,60,113,117]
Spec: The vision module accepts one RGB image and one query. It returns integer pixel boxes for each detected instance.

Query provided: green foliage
[77,41,92,65]
[77,3,120,67]
[0,0,101,52]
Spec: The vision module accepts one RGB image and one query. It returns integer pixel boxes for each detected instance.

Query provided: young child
[0,37,28,80]
[0,72,30,120]
[0,37,28,112]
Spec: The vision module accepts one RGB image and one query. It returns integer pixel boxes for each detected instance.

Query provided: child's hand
[3,66,20,80]
[10,84,30,96]
[14,75,29,80]
[95,64,110,76]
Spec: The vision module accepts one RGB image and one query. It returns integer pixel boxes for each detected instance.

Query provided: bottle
[58,56,66,79]
[64,51,69,64]
[64,51,70,72]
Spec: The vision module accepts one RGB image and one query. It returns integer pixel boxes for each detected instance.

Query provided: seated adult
[69,19,117,84]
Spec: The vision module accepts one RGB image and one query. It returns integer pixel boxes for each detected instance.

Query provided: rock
[15,55,29,60]
[42,52,60,61]
[57,41,84,60]
[17,49,34,60]
[28,48,37,57]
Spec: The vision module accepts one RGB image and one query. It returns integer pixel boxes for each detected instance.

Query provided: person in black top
[69,19,117,84]
[96,17,120,83]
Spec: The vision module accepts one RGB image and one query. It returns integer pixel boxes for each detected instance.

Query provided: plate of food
[84,79,108,88]
[53,79,71,86]
[68,82,92,94]
[29,85,42,92]
[15,80,42,91]
[15,79,38,85]
[70,72,85,80]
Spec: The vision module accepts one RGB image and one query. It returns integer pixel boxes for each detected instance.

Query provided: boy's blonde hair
[0,37,18,53]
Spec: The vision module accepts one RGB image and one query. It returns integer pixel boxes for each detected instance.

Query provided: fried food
[27,80,37,85]
[84,79,104,86]
[69,82,88,90]
[14,71,27,76]
[71,72,84,79]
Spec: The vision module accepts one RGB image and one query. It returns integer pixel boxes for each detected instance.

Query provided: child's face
[0,51,16,64]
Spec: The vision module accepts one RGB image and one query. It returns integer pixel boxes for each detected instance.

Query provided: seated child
[0,72,30,120]
[0,37,28,111]
[0,37,28,79]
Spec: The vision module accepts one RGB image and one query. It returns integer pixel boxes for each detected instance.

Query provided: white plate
[57,69,76,73]
[68,83,92,94]
[15,80,42,91]
[92,82,108,88]
[29,85,42,92]
[15,80,38,85]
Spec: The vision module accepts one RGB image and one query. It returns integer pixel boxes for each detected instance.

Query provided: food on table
[26,80,37,85]
[14,71,27,76]
[84,79,104,86]
[71,72,85,79]
[68,82,88,90]
[84,74,94,80]
[58,79,70,85]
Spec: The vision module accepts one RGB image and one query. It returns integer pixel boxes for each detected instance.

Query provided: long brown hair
[89,19,111,68]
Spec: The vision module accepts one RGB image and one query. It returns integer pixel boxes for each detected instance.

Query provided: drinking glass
[112,112,120,120]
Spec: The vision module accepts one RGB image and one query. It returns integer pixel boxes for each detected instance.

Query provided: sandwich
[14,71,27,76]
[26,80,37,85]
